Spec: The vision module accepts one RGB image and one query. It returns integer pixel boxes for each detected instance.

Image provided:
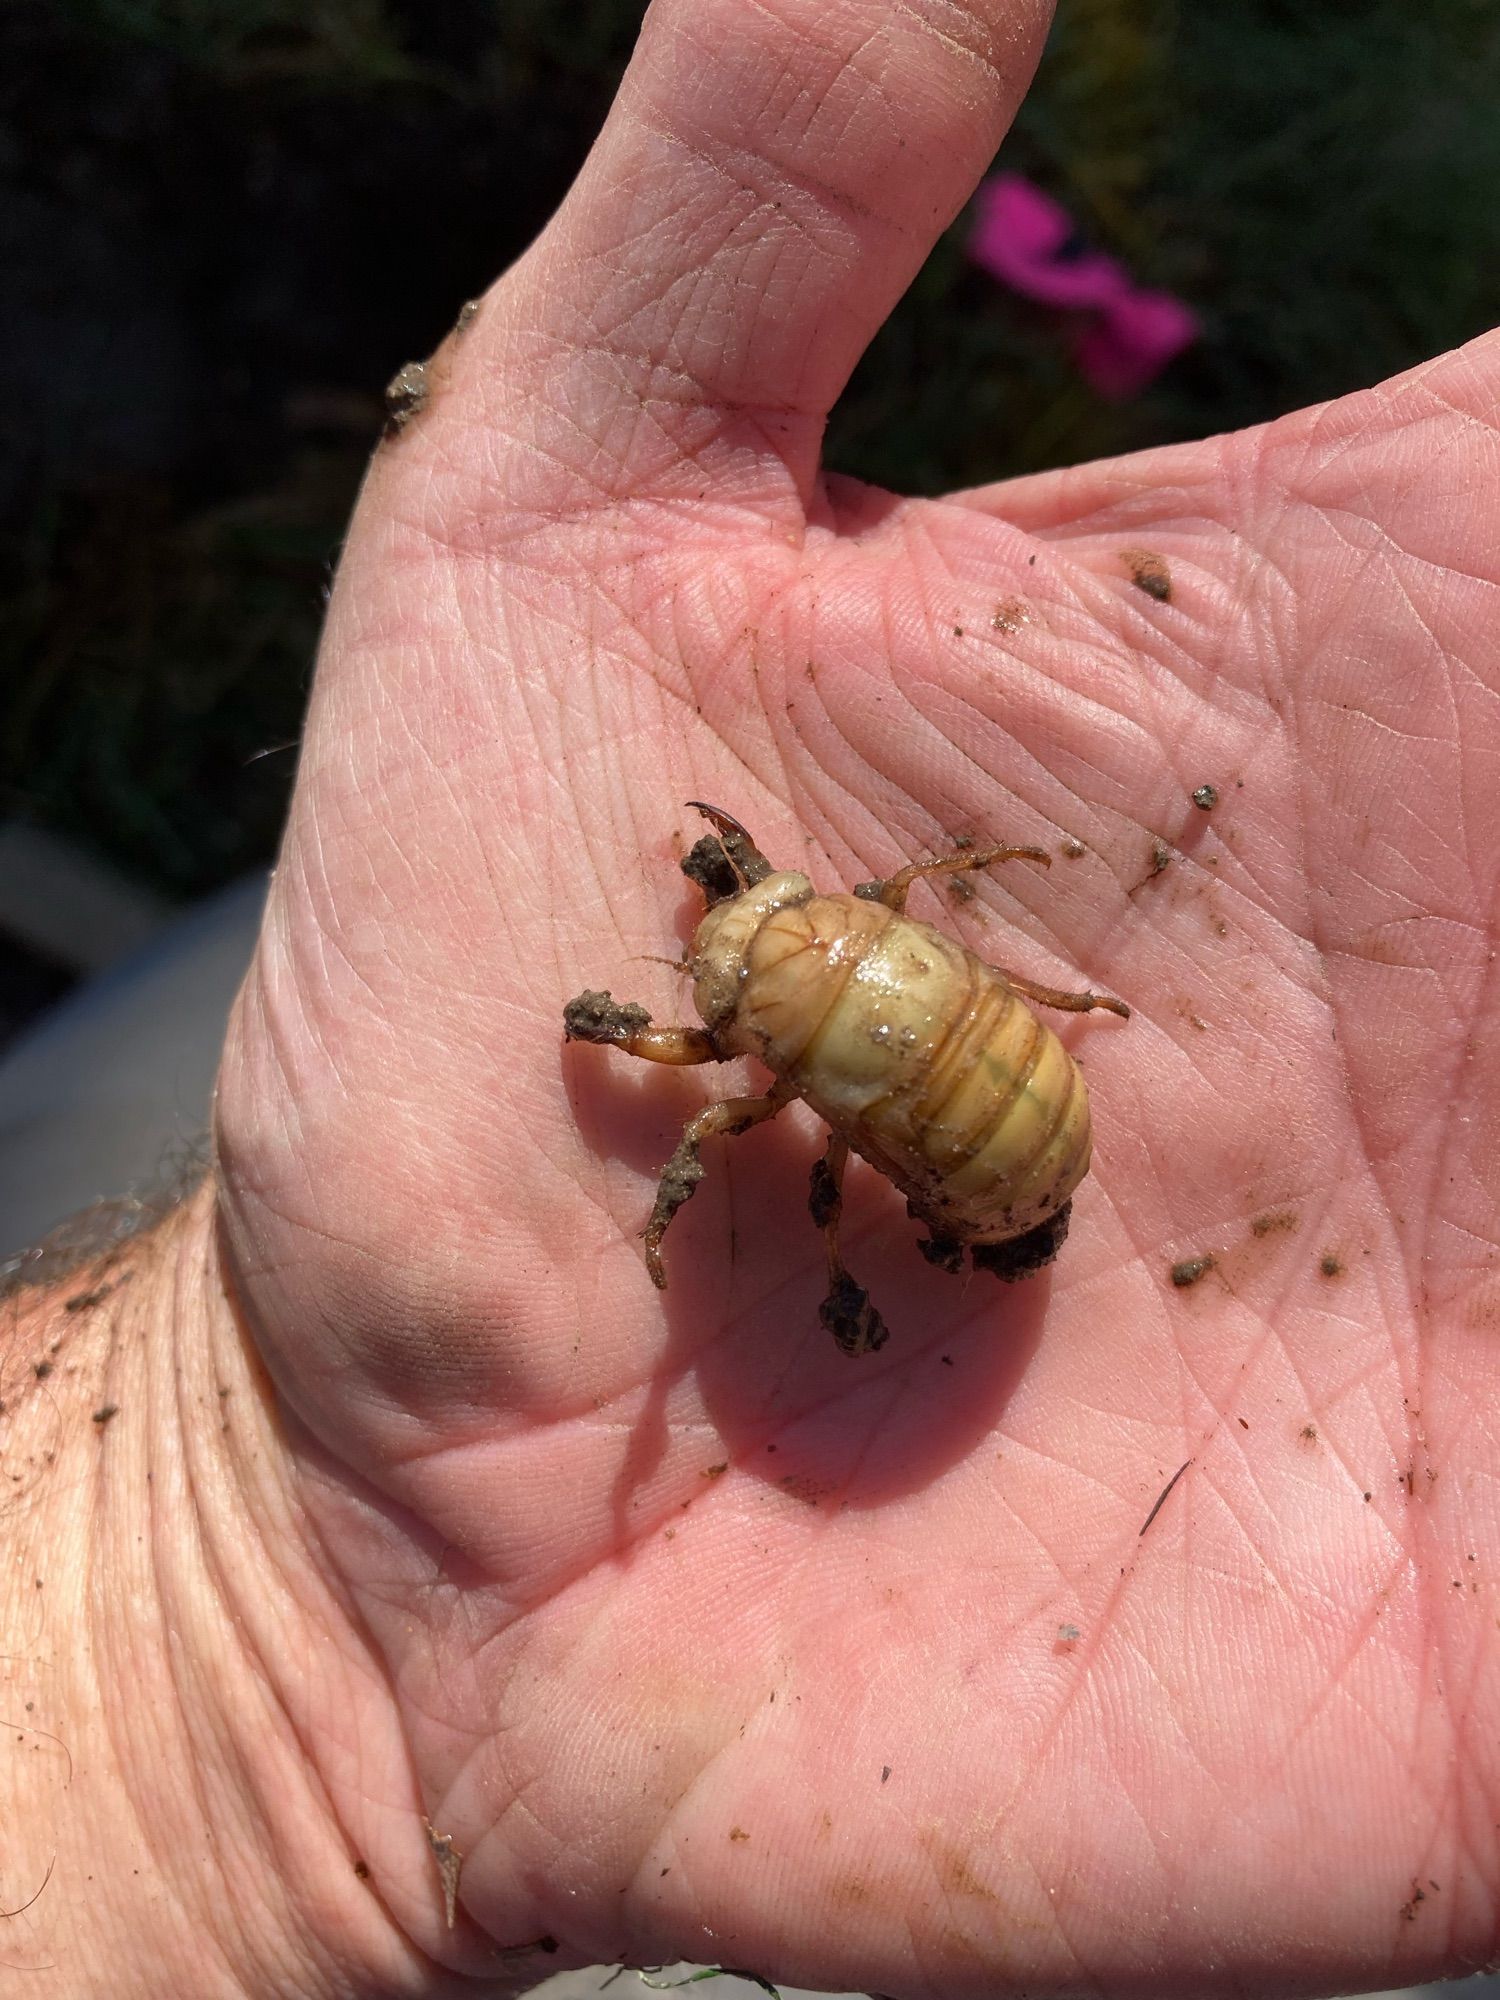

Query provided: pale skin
[5,0,1500,1994]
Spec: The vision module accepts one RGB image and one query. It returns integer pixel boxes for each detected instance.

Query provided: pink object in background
[968,173,1199,398]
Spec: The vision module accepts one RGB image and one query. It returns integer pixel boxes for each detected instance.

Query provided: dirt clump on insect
[563,990,653,1042]
[564,803,1128,1349]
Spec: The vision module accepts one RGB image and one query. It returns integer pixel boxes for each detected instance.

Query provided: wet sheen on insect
[563,804,1128,1354]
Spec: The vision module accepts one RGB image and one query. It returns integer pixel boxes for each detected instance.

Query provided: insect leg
[644,1080,795,1288]
[564,990,722,1063]
[685,801,775,888]
[807,1134,889,1356]
[858,843,1051,915]
[994,969,1131,1019]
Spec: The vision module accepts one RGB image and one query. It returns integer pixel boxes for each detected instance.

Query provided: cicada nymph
[564,805,1127,1353]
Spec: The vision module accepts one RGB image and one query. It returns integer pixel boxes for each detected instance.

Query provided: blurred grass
[4,0,1500,897]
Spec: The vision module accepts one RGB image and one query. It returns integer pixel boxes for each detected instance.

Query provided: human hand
[105,0,1500,1991]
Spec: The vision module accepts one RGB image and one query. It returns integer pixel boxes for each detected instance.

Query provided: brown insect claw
[685,801,774,887]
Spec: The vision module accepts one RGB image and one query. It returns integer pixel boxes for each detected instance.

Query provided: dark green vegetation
[5,0,1500,899]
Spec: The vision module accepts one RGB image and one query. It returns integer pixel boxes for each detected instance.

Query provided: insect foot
[563,989,652,1046]
[819,1271,890,1356]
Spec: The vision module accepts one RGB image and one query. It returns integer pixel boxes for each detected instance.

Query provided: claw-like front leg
[564,990,722,1065]
[643,1082,794,1288]
[808,1133,889,1355]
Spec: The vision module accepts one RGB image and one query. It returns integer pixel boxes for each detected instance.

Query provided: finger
[486,0,1053,493]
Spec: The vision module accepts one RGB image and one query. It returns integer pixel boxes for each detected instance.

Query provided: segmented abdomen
[720,892,1091,1244]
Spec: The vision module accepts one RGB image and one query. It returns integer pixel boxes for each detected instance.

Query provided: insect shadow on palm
[564,804,1128,1354]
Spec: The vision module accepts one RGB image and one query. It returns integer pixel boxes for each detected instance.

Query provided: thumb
[468,0,1054,501]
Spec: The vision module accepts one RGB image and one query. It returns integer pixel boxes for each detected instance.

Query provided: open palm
[214,0,1500,1990]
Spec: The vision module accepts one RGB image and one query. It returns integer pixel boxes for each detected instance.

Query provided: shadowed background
[6,0,1500,994]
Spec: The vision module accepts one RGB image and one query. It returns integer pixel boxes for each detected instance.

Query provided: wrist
[0,1183,437,1998]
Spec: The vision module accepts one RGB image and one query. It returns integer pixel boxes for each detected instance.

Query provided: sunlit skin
[185,0,1500,1992]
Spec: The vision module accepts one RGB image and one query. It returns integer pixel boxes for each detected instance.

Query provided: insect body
[564,805,1127,1354]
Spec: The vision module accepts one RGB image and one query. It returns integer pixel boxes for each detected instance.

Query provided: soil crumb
[1251,1209,1298,1237]
[1121,549,1172,601]
[1129,840,1172,893]
[1170,1252,1217,1288]
[384,359,430,434]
